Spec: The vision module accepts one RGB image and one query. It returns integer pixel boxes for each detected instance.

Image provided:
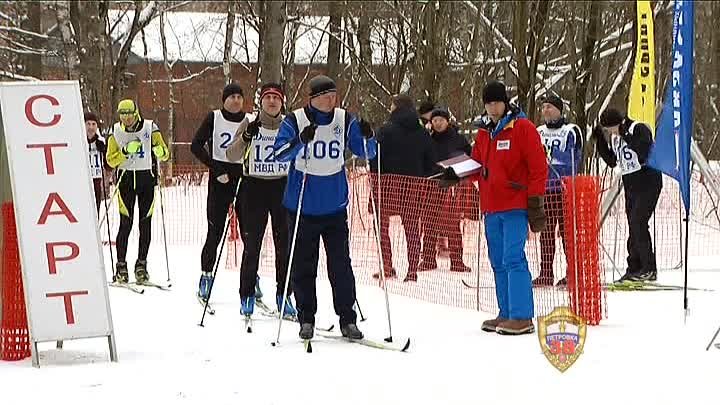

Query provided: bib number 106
[301,140,342,160]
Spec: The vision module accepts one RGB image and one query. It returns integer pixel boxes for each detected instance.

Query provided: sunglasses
[118,110,135,115]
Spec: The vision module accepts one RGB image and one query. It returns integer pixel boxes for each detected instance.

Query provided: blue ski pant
[484,209,534,320]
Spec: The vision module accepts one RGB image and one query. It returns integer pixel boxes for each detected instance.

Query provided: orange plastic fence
[93,163,720,320]
[563,176,603,325]
[1,203,31,361]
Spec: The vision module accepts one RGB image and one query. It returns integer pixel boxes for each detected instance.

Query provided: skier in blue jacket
[272,75,377,340]
[534,94,583,286]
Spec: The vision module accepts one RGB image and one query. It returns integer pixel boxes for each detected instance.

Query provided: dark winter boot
[134,260,149,283]
[372,269,397,279]
[403,271,417,282]
[496,319,535,335]
[115,261,129,283]
[299,323,314,340]
[532,271,554,287]
[340,323,364,340]
[627,270,657,282]
[481,317,507,333]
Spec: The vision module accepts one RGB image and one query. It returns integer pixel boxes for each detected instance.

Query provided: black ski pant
[539,189,567,277]
[289,210,357,327]
[116,169,156,264]
[237,176,289,298]
[200,174,240,273]
[624,180,662,275]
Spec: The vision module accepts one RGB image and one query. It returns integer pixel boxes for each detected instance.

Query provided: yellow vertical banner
[627,0,656,137]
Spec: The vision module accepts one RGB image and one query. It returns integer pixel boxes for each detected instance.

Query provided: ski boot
[299,323,314,340]
[115,261,129,283]
[340,323,364,340]
[198,271,214,301]
[240,296,255,316]
[255,276,263,299]
[277,294,297,320]
[134,260,149,284]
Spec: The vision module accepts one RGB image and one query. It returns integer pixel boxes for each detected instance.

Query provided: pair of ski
[461,279,713,292]
[604,280,713,292]
[110,280,172,294]
[300,330,411,353]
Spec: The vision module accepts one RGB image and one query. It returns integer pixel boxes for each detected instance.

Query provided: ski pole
[156,160,172,284]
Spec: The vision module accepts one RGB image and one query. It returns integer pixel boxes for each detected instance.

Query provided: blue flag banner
[648,0,694,213]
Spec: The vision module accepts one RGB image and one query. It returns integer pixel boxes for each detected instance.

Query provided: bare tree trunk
[512,1,529,109]
[259,1,286,84]
[55,0,80,82]
[110,1,159,113]
[525,0,551,116]
[356,3,372,116]
[283,2,299,107]
[19,1,42,79]
[326,1,343,79]
[223,1,236,85]
[419,2,444,101]
[69,1,106,116]
[572,0,602,171]
[160,11,175,179]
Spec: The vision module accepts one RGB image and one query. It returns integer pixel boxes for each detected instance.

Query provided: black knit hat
[417,100,436,116]
[600,108,624,127]
[541,94,563,113]
[482,80,509,104]
[430,108,450,121]
[84,112,99,123]
[309,75,337,98]
[222,82,244,102]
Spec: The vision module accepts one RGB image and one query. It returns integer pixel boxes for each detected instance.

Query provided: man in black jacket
[369,94,436,282]
[85,112,107,213]
[191,83,246,301]
[593,108,662,282]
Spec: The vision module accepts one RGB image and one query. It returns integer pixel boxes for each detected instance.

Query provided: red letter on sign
[46,291,89,325]
[45,241,80,275]
[25,94,61,127]
[26,143,68,175]
[37,192,78,224]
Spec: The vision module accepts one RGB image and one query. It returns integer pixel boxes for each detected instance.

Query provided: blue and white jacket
[537,118,583,191]
[272,105,377,216]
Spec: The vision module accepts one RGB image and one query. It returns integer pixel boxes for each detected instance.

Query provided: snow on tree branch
[0,25,50,40]
[0,70,40,81]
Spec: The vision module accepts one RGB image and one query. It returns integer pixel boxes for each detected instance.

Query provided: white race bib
[293,108,346,176]
[612,135,641,175]
[113,120,156,171]
[89,145,103,179]
[538,123,579,165]
[212,110,242,162]
[248,126,289,177]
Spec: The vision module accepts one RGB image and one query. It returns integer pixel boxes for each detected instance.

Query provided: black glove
[358,118,374,139]
[244,116,261,142]
[438,169,460,189]
[300,124,317,144]
[527,196,547,233]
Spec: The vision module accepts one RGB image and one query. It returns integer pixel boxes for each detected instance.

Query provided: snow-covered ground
[3,242,720,405]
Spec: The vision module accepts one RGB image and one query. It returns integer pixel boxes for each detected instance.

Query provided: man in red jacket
[469,81,548,335]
